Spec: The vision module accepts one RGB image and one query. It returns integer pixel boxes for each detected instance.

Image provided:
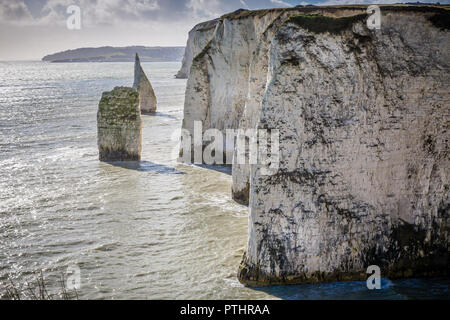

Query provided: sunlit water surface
[0,61,448,299]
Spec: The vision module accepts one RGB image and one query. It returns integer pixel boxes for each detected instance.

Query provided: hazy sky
[0,0,448,60]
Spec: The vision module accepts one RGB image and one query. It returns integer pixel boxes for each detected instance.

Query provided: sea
[0,61,448,299]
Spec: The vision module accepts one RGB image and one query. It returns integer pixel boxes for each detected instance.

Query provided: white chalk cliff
[176,19,218,79]
[181,6,449,285]
[133,53,157,113]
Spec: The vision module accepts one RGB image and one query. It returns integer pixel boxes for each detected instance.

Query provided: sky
[0,0,448,60]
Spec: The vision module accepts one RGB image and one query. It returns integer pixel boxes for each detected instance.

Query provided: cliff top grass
[194,18,220,32]
[220,5,449,21]
[285,8,449,33]
[285,13,367,35]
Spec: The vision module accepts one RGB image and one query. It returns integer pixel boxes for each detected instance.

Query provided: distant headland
[42,46,185,63]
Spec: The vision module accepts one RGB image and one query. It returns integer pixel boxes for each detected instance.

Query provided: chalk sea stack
[133,53,157,113]
[179,5,450,285]
[97,86,142,161]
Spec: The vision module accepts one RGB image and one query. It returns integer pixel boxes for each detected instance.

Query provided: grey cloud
[0,0,33,21]
[1,0,300,27]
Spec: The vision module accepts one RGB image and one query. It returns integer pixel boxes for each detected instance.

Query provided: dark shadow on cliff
[141,112,178,120]
[248,278,450,300]
[106,161,185,174]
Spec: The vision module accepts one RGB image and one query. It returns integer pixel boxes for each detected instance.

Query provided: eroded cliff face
[181,6,450,285]
[182,10,282,141]
[176,19,218,79]
[181,7,373,201]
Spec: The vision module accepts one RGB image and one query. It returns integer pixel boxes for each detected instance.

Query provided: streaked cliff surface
[180,5,450,285]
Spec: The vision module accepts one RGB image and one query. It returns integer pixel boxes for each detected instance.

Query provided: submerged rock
[133,53,157,113]
[97,86,142,161]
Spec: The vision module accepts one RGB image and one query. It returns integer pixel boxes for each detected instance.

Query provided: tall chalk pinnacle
[133,53,157,113]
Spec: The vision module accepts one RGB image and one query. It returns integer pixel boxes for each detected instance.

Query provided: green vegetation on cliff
[286,13,367,34]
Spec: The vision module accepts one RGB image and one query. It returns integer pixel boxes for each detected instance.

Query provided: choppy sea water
[0,61,448,299]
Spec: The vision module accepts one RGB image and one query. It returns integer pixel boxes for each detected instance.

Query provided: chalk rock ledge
[97,86,142,161]
[133,53,157,113]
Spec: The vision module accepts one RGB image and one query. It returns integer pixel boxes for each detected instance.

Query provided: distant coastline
[42,46,185,63]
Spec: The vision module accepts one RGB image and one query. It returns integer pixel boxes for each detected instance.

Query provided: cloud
[0,0,164,27]
[41,0,160,27]
[239,0,249,9]
[270,0,292,7]
[0,0,245,28]
[0,0,33,23]
[186,0,224,20]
